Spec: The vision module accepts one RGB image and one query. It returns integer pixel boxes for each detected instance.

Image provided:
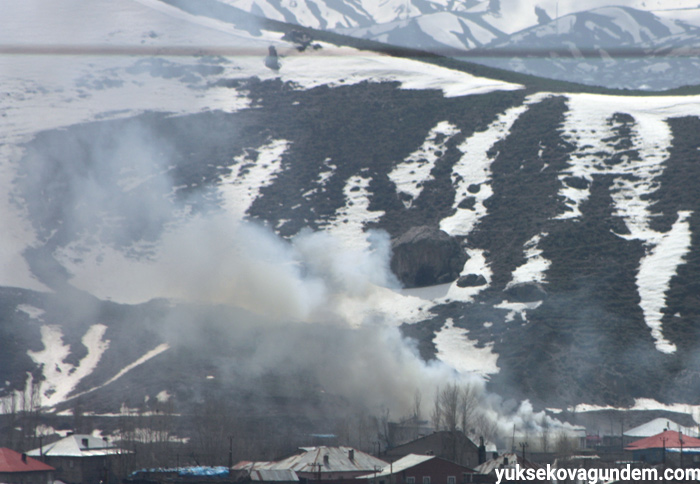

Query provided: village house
[356,453,478,484]
[0,448,55,484]
[625,429,700,466]
[622,418,700,447]
[382,432,480,468]
[26,434,130,484]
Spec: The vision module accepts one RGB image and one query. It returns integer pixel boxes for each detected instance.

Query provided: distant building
[383,432,480,468]
[625,429,700,465]
[234,446,388,481]
[0,447,55,484]
[357,454,478,484]
[26,434,129,484]
[623,418,700,447]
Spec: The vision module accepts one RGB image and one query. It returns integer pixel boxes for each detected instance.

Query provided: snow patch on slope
[508,233,550,288]
[390,121,459,206]
[433,318,499,376]
[560,93,700,353]
[219,139,290,221]
[441,93,551,237]
[28,324,110,408]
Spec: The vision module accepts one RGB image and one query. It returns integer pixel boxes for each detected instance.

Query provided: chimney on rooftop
[82,438,89,449]
[349,449,354,462]
[21,453,27,463]
[323,454,329,466]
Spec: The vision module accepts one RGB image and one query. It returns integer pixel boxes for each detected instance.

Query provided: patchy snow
[389,121,459,206]
[633,211,692,354]
[28,324,110,408]
[566,398,700,425]
[277,44,523,98]
[16,304,45,321]
[433,318,499,376]
[443,248,492,303]
[508,233,550,288]
[323,174,384,253]
[156,390,171,403]
[495,300,542,323]
[560,92,700,353]
[440,94,553,237]
[337,284,435,328]
[219,140,290,221]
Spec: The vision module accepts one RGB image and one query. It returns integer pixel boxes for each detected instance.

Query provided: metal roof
[0,448,55,473]
[26,434,126,458]
[250,469,299,481]
[625,430,700,450]
[357,454,435,479]
[245,447,387,474]
[474,453,540,475]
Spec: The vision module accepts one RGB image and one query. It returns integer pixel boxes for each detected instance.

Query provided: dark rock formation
[457,274,487,287]
[390,226,467,288]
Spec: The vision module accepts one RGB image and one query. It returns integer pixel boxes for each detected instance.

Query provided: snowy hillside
[5,0,700,441]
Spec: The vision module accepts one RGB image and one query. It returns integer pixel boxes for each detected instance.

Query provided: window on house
[448,476,456,484]
[423,477,431,484]
[407,477,415,484]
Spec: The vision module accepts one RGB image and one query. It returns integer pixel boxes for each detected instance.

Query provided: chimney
[21,453,27,463]
[349,449,354,462]
[478,437,486,465]
[323,454,329,466]
[82,438,89,449]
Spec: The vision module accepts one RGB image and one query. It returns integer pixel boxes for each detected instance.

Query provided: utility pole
[519,442,529,463]
[228,436,233,473]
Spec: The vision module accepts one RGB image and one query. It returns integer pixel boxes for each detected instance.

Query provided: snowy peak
[494,6,699,51]
[334,11,505,52]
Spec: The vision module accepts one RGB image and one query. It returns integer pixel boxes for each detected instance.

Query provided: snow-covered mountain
[208,0,700,90]
[334,11,505,52]
[471,6,700,91]
[6,0,700,444]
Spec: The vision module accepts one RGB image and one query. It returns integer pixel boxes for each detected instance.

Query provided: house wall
[43,455,115,484]
[373,458,476,484]
[0,470,54,484]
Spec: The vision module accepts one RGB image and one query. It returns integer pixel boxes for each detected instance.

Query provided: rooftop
[0,448,55,473]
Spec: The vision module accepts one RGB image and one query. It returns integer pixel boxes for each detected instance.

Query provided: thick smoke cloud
[16,99,576,447]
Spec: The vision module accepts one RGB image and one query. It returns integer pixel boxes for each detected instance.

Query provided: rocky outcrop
[390,226,467,288]
[457,274,487,287]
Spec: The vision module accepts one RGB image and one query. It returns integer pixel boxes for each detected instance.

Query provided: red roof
[0,448,55,473]
[625,430,700,451]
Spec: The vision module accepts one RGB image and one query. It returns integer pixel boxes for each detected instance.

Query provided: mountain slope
[5,0,700,444]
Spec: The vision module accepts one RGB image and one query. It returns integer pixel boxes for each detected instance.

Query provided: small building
[357,454,478,484]
[383,432,480,468]
[625,430,700,465]
[0,447,55,484]
[26,434,129,484]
